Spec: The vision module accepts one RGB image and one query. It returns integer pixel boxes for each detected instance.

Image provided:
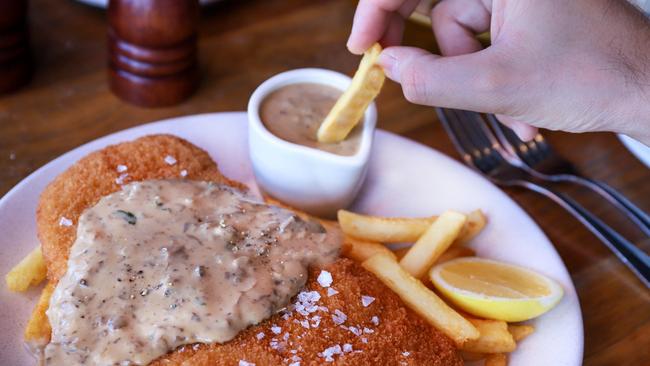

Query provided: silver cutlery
[487,115,650,237]
[437,108,650,287]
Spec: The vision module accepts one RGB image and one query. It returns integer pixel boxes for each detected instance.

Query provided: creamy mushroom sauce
[260,83,363,156]
[44,180,341,365]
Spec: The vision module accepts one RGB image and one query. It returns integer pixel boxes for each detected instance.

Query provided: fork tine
[437,108,490,171]
[440,109,507,173]
[436,108,475,163]
[458,111,487,148]
[528,133,552,164]
[453,111,491,171]
[460,111,509,170]
[436,109,461,148]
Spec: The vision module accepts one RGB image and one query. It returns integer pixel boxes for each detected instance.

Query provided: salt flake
[256,332,265,340]
[332,309,347,325]
[180,169,188,177]
[371,316,380,326]
[164,155,177,165]
[321,344,343,362]
[239,361,255,366]
[349,326,362,336]
[402,351,411,357]
[116,164,128,173]
[271,325,282,335]
[59,217,73,227]
[295,291,321,316]
[327,288,339,297]
[361,295,375,307]
[343,343,353,353]
[317,270,333,288]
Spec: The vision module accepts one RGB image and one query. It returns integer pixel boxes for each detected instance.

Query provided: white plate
[618,134,650,168]
[74,0,222,8]
[0,112,583,366]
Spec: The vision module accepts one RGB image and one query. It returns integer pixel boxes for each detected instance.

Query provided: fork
[487,115,650,237]
[436,108,650,287]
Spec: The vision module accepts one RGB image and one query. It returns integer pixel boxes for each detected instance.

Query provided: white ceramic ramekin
[248,68,377,218]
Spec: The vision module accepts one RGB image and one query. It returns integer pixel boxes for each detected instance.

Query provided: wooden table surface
[1,0,648,364]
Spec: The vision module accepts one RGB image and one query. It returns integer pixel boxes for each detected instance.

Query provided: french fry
[5,246,47,292]
[25,281,54,343]
[317,43,385,143]
[337,209,485,244]
[342,236,396,262]
[435,245,476,264]
[485,353,508,366]
[461,318,517,354]
[338,210,436,242]
[362,252,479,345]
[456,209,487,245]
[400,211,467,278]
[393,245,476,265]
[508,324,535,342]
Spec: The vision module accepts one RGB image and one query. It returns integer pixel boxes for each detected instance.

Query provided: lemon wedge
[429,257,563,322]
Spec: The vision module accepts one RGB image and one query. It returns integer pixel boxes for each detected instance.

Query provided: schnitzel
[30,134,462,365]
[149,259,461,366]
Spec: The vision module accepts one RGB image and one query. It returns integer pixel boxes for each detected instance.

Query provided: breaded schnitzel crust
[37,134,244,282]
[34,134,463,365]
[149,259,462,366]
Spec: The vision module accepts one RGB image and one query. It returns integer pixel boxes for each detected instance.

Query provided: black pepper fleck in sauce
[44,180,341,365]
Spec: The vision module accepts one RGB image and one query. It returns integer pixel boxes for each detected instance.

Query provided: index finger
[347,0,419,54]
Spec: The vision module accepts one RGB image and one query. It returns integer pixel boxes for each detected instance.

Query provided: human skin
[347,0,650,144]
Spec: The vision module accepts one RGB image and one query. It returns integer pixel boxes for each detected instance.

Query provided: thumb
[378,46,511,114]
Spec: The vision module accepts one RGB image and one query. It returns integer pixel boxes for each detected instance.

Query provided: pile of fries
[339,209,534,366]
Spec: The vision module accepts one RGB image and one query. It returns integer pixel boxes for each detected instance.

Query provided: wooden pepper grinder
[0,0,31,94]
[108,0,199,107]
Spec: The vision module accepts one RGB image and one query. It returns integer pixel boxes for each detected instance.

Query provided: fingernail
[378,51,399,82]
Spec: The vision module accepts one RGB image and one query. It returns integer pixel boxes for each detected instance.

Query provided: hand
[347,0,650,144]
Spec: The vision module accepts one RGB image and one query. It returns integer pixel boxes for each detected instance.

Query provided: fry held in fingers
[317,43,385,143]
